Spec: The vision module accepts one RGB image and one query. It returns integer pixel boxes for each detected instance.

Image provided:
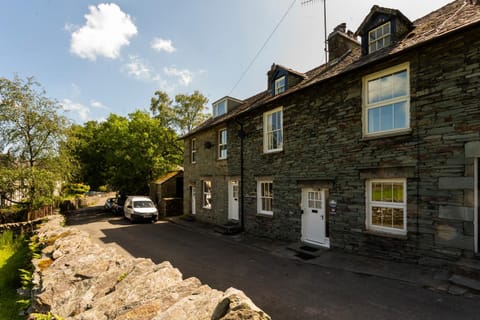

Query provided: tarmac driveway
[66,208,480,320]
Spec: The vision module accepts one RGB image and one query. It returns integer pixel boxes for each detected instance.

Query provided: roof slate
[182,0,480,139]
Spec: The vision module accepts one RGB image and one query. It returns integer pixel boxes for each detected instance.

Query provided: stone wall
[29,215,270,320]
[224,27,480,264]
[183,125,230,225]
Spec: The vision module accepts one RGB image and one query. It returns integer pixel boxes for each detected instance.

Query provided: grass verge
[0,230,31,320]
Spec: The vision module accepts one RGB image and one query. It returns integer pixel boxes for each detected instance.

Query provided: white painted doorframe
[191,186,196,215]
[301,188,329,248]
[228,180,239,221]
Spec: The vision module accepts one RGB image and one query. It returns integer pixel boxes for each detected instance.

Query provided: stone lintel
[465,141,480,158]
[438,177,473,190]
[439,206,474,221]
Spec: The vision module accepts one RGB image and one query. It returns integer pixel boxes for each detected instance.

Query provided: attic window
[274,76,286,95]
[368,21,391,53]
[213,100,227,117]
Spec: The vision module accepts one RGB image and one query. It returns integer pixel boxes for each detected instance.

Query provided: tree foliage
[66,111,183,195]
[0,76,68,208]
[150,90,209,135]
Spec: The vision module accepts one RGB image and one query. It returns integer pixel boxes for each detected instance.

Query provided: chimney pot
[327,23,360,61]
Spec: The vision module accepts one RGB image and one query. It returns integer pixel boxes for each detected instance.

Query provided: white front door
[228,180,239,221]
[191,186,196,215]
[301,188,329,247]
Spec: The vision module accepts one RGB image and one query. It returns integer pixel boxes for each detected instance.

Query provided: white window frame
[263,107,283,153]
[368,21,391,53]
[218,128,227,160]
[257,180,273,216]
[213,100,227,117]
[362,63,410,137]
[366,178,407,235]
[274,76,286,95]
[202,180,212,209]
[191,139,197,164]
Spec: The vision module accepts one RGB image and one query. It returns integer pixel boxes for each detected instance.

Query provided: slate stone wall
[183,125,229,225]
[225,27,480,264]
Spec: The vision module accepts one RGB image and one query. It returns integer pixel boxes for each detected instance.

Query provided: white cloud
[90,100,108,109]
[151,38,176,53]
[164,67,193,86]
[70,3,137,60]
[124,55,151,79]
[62,99,90,122]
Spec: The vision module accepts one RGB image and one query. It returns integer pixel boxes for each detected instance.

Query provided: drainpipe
[235,119,246,231]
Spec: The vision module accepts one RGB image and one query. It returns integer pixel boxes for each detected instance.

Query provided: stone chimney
[327,23,360,61]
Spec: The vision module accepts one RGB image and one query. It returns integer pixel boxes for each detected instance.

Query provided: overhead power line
[229,0,297,96]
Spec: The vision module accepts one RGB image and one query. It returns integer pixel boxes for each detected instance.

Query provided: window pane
[393,102,407,129]
[372,182,382,201]
[372,206,382,226]
[392,208,404,229]
[393,183,404,202]
[382,207,393,227]
[368,108,380,133]
[380,104,393,131]
[383,23,390,35]
[382,183,393,202]
[392,71,408,98]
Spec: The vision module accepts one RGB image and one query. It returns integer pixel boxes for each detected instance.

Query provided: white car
[123,196,158,223]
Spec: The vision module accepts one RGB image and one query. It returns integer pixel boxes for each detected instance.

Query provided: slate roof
[153,168,183,184]
[182,0,480,139]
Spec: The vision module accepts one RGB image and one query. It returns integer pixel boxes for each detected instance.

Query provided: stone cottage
[182,0,480,265]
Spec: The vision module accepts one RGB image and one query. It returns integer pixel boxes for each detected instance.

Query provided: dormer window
[368,21,391,53]
[355,6,412,57]
[213,100,227,117]
[274,76,286,95]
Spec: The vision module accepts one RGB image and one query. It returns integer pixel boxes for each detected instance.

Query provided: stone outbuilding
[150,168,184,217]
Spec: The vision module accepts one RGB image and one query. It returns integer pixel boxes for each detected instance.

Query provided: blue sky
[0,0,452,124]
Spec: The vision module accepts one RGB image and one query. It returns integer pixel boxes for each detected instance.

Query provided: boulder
[29,215,270,320]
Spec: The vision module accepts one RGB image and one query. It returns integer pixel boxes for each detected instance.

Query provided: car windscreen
[133,200,154,208]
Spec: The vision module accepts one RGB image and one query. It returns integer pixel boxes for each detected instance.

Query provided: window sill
[263,149,284,155]
[256,212,274,218]
[361,128,412,141]
[217,158,227,161]
[364,229,407,240]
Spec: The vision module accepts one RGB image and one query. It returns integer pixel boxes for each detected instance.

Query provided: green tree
[0,76,68,208]
[150,90,209,135]
[66,111,183,195]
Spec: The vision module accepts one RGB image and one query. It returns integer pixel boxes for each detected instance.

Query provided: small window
[213,100,227,117]
[366,179,407,235]
[218,128,227,159]
[363,63,410,137]
[257,181,273,215]
[191,139,197,163]
[202,180,212,209]
[263,107,283,153]
[368,22,391,53]
[274,76,286,95]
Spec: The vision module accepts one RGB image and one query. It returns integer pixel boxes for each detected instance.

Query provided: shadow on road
[65,206,123,226]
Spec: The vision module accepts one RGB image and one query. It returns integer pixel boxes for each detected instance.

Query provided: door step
[287,242,327,260]
[449,274,480,292]
[214,222,242,235]
[451,258,480,279]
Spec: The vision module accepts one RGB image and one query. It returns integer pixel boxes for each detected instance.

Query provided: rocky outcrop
[30,215,270,320]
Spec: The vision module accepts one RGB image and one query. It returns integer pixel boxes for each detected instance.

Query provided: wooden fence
[0,205,58,234]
